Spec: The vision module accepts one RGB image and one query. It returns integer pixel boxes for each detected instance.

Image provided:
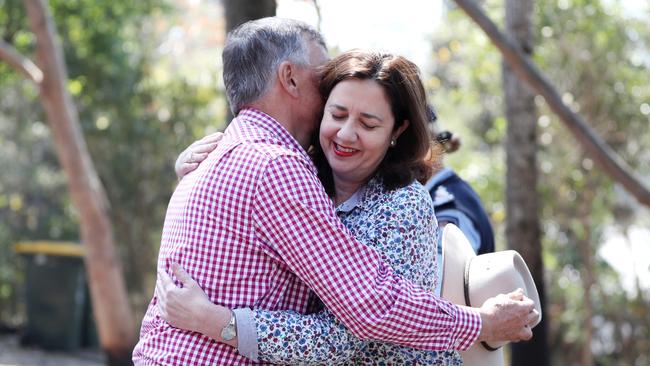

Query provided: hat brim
[440,224,542,366]
[441,224,476,305]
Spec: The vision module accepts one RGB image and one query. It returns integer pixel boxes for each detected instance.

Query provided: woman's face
[319,78,408,187]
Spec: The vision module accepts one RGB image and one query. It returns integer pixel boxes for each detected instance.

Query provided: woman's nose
[336,120,357,142]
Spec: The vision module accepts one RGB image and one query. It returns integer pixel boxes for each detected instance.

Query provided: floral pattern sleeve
[254,308,366,365]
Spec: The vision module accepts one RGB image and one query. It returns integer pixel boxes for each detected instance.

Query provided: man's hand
[476,289,540,344]
[175,132,224,179]
[156,262,232,344]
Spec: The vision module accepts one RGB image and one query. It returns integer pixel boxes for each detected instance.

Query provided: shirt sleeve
[252,308,365,365]
[233,308,260,362]
[252,156,481,351]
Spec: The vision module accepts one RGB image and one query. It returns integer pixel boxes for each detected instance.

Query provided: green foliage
[535,1,650,364]
[0,0,225,324]
[429,3,508,244]
[432,0,650,363]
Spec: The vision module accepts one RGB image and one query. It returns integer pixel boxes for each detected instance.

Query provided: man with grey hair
[134,17,537,365]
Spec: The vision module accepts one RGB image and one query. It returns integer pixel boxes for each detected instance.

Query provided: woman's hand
[156,262,236,346]
[175,132,224,179]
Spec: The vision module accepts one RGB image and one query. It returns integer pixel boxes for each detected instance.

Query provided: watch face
[221,325,236,341]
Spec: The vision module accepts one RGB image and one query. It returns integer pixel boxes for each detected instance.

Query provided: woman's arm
[251,308,365,364]
[156,263,237,347]
[174,132,223,180]
[157,263,366,364]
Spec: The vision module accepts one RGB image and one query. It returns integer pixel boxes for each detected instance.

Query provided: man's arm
[253,155,482,351]
[240,184,443,364]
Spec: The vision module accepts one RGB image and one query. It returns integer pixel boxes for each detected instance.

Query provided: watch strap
[220,310,237,341]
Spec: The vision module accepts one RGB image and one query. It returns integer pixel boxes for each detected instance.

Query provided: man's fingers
[520,325,533,341]
[508,288,525,301]
[171,262,197,288]
[519,296,535,310]
[527,309,541,327]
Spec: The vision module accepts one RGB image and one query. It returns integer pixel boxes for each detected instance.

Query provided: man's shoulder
[224,125,304,160]
[226,140,311,178]
[249,139,306,160]
[228,114,309,162]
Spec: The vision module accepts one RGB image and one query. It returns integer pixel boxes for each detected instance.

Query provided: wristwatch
[220,310,237,341]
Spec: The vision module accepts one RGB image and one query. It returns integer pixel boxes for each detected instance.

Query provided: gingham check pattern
[133,108,481,365]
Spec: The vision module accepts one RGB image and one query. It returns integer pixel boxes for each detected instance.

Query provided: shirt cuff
[233,308,259,362]
[450,305,482,351]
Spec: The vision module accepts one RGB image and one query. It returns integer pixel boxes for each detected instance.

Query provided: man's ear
[277,61,300,98]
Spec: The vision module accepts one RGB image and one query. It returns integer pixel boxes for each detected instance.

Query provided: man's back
[133,109,321,365]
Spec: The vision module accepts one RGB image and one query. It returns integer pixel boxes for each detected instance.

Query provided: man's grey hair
[223,17,326,115]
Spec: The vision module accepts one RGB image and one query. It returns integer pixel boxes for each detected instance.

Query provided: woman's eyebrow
[329,104,347,111]
[360,112,383,122]
[329,104,383,122]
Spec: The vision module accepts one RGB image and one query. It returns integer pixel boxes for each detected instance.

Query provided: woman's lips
[333,142,358,157]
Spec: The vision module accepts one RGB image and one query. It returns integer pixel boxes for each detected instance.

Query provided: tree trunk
[223,0,276,123]
[577,173,596,366]
[224,0,276,33]
[503,0,549,365]
[23,1,135,364]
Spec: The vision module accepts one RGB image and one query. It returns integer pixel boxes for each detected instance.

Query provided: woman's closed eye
[361,121,379,130]
[331,113,347,121]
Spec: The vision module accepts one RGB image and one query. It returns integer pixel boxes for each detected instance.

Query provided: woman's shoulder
[387,180,432,204]
[368,179,434,214]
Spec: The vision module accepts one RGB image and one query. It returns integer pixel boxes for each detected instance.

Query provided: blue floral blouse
[238,176,463,365]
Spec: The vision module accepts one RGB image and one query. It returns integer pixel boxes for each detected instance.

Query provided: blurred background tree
[0,0,226,327]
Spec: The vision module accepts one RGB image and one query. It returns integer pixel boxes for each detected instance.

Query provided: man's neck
[249,101,313,150]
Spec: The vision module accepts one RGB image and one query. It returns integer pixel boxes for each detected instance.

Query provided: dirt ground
[0,334,105,366]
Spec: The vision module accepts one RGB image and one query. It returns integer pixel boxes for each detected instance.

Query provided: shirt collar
[336,185,366,214]
[237,108,314,172]
[335,176,383,214]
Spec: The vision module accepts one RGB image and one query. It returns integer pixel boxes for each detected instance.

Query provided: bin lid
[14,241,85,257]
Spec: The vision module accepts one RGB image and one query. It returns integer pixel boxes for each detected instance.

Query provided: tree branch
[0,39,43,84]
[452,0,650,207]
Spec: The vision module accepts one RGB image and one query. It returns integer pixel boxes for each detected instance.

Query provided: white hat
[440,224,542,366]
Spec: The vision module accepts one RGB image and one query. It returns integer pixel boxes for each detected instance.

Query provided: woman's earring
[390,139,397,147]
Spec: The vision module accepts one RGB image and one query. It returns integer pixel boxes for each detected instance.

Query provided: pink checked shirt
[133,108,481,365]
